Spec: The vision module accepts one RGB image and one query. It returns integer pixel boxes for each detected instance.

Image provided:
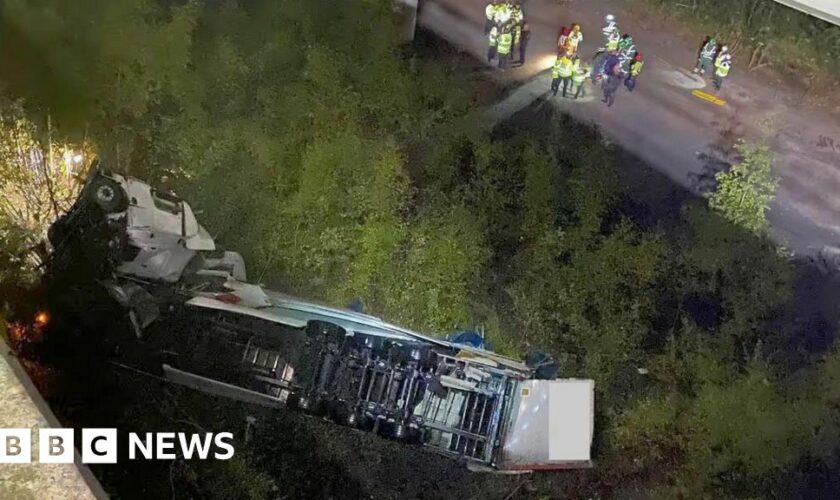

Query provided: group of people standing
[693,36,732,90]
[550,24,589,98]
[593,15,645,107]
[483,7,733,107]
[485,1,530,69]
[547,15,644,106]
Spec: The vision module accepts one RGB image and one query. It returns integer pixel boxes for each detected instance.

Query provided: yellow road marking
[691,89,726,106]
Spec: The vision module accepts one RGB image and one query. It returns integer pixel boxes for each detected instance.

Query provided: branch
[42,113,61,219]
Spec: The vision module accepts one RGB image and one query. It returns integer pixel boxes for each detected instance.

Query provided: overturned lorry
[46,166,595,472]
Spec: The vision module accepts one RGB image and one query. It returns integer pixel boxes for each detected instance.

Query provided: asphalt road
[419,0,840,257]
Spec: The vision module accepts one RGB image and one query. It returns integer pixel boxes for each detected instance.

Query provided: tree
[0,100,92,280]
[706,140,778,235]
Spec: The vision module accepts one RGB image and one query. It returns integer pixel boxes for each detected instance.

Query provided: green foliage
[685,368,811,483]
[188,453,274,500]
[0,99,92,282]
[707,141,777,235]
[1,0,837,497]
[0,0,197,147]
[636,0,840,76]
[680,204,792,361]
[609,395,686,478]
[375,208,489,332]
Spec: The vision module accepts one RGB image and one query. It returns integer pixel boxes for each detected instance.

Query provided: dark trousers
[625,76,636,92]
[713,74,724,90]
[498,53,510,69]
[518,42,528,63]
[603,76,621,106]
[551,77,570,96]
[487,46,497,62]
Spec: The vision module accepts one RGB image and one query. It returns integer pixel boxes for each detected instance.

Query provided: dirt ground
[420,0,840,259]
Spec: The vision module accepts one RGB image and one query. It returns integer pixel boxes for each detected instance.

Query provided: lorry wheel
[90,177,127,213]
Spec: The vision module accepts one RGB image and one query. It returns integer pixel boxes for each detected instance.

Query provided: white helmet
[721,45,729,52]
[605,14,616,24]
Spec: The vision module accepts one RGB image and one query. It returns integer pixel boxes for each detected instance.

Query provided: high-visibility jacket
[488,26,499,47]
[700,40,717,59]
[514,25,522,44]
[497,32,513,55]
[552,56,574,78]
[715,53,731,77]
[606,31,620,51]
[572,66,591,84]
[485,3,495,20]
[495,5,512,24]
[630,60,644,77]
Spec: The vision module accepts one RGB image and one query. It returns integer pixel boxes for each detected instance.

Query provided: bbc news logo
[0,429,235,463]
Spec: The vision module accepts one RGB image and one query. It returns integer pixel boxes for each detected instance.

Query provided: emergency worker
[713,45,731,90]
[497,27,514,69]
[693,36,718,75]
[551,50,575,97]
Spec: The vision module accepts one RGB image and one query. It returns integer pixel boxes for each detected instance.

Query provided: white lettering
[178,432,213,460]
[213,432,235,460]
[128,433,154,460]
[156,432,176,459]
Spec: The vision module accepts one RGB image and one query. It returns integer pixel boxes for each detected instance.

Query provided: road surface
[419,0,840,257]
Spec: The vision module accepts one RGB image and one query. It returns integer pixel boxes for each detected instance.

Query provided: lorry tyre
[91,177,127,213]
